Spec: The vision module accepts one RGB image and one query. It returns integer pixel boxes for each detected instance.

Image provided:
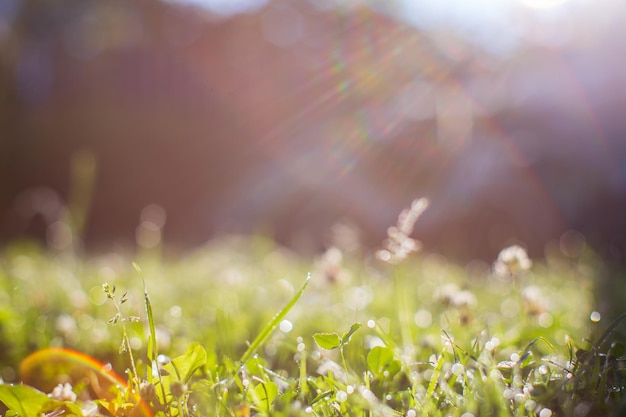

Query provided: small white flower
[493,245,532,278]
[50,383,77,402]
[451,290,477,309]
[378,197,429,264]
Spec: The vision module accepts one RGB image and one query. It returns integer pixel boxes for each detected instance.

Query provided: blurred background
[1,0,626,264]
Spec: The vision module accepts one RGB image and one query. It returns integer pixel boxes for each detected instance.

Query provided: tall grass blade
[240,273,311,364]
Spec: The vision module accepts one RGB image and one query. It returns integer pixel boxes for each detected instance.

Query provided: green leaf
[163,343,208,384]
[342,322,362,345]
[252,381,278,412]
[367,346,395,375]
[0,384,61,417]
[313,333,342,350]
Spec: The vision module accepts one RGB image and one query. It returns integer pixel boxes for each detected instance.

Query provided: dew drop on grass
[590,311,601,322]
[346,385,354,394]
[451,363,464,376]
[157,354,171,366]
[336,390,348,402]
[367,319,376,328]
[297,343,305,352]
[407,410,417,417]
[279,319,293,333]
[305,406,313,413]
[539,408,552,417]
[503,389,514,400]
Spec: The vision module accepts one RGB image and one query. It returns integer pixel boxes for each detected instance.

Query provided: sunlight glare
[519,0,569,9]
[164,0,267,16]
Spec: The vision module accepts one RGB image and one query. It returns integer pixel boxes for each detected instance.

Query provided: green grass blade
[240,273,311,364]
[427,351,445,398]
[133,263,158,363]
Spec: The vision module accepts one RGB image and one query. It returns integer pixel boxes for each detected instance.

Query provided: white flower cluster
[49,382,77,402]
[493,245,532,278]
[377,198,429,264]
[434,283,477,309]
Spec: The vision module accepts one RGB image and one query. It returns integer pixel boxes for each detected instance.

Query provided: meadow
[0,210,624,416]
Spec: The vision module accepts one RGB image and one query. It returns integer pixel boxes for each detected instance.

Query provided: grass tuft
[0,235,623,416]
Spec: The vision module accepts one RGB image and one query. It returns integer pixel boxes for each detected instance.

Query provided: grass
[0,234,624,416]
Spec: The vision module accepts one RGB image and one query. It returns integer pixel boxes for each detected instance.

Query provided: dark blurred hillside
[1,0,626,267]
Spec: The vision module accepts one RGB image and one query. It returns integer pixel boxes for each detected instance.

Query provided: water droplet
[279,319,293,333]
[539,408,552,417]
[336,390,348,402]
[590,311,601,322]
[451,363,464,376]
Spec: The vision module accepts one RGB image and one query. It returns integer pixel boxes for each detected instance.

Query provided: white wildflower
[450,290,477,309]
[522,285,549,316]
[493,245,532,278]
[50,383,77,402]
[377,198,429,264]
